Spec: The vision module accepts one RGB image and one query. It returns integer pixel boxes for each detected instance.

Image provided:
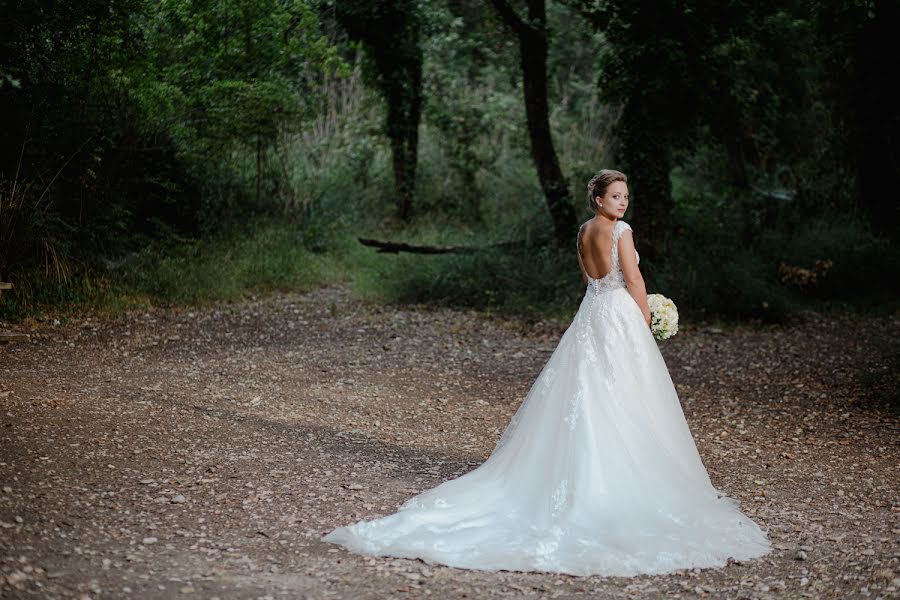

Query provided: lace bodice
[578,220,639,295]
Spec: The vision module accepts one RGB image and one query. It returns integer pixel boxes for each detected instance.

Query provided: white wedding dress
[322,220,771,576]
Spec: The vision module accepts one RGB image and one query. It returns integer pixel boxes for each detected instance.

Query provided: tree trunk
[382,54,422,221]
[616,102,672,269]
[335,1,423,221]
[490,0,577,246]
[855,0,900,239]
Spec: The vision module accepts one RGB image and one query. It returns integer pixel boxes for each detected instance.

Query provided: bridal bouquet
[647,294,678,340]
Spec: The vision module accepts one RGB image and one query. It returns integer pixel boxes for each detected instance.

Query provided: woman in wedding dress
[322,170,771,576]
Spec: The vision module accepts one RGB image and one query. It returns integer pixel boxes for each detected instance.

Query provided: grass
[0,220,362,321]
[3,208,899,325]
[0,211,584,323]
[119,222,355,304]
[355,243,583,319]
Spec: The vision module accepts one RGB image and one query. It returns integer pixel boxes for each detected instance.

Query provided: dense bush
[0,0,345,316]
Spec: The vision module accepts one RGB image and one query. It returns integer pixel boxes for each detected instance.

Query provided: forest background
[1,0,898,322]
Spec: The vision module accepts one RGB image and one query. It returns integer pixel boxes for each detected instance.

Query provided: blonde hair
[587,169,627,211]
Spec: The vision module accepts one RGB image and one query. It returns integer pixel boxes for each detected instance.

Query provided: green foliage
[333,0,425,219]
[653,163,900,321]
[145,0,346,221]
[273,59,391,221]
[356,242,582,318]
[1,0,896,323]
[769,219,900,307]
[419,5,507,221]
[116,220,354,305]
[0,177,80,318]
[415,1,610,229]
[571,0,895,265]
[1,0,174,245]
[0,0,346,298]
[416,4,529,223]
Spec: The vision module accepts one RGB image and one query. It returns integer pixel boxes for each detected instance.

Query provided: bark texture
[490,0,577,246]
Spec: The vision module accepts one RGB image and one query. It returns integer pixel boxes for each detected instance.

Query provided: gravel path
[1,285,898,599]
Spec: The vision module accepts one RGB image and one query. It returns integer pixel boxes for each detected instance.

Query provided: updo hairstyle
[586,169,627,212]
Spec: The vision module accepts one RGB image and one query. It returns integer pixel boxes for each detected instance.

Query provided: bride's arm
[618,231,651,327]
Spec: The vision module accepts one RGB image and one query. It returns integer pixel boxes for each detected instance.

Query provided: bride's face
[596,181,629,218]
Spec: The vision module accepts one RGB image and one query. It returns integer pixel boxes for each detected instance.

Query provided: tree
[571,1,728,264]
[571,1,804,263]
[816,0,900,240]
[489,0,577,246]
[148,0,341,216]
[333,0,424,221]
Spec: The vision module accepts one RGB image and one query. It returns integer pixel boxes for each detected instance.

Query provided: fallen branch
[358,237,544,255]
[358,238,475,254]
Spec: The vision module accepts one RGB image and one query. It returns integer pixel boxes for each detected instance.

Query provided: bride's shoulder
[615,220,633,235]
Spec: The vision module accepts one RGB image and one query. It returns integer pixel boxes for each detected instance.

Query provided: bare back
[577,219,616,280]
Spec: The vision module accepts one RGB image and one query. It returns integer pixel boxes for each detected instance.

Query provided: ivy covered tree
[572,1,736,264]
[333,0,424,220]
[572,1,828,262]
[815,0,900,240]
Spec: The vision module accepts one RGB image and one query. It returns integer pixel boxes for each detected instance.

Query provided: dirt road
[1,286,898,599]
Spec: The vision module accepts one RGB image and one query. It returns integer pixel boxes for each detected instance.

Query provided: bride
[322,170,771,576]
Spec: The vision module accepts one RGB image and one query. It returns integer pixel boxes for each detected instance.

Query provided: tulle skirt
[321,287,771,576]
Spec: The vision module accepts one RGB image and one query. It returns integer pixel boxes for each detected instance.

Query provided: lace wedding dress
[322,220,771,576]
